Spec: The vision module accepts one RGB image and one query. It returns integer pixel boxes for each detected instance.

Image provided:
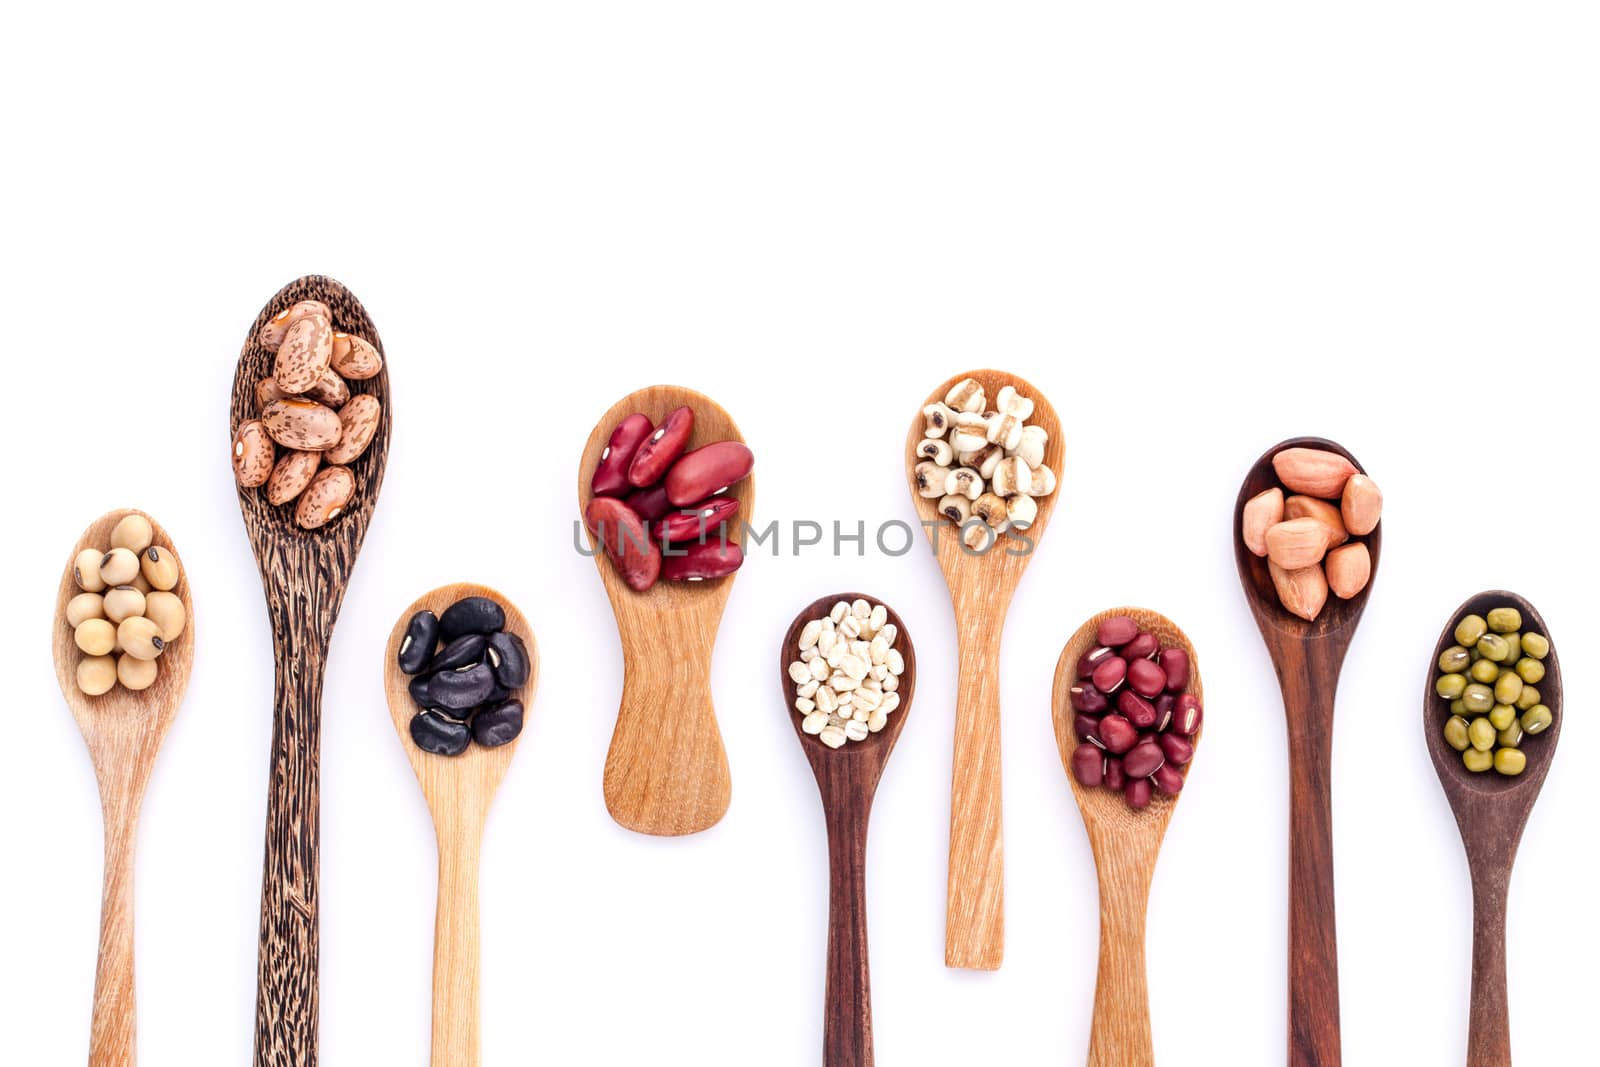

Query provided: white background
[1,2,1594,1064]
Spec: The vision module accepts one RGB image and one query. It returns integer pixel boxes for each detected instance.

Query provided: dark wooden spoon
[230,275,392,1067]
[1424,590,1562,1067]
[780,593,917,1067]
[1233,436,1382,1067]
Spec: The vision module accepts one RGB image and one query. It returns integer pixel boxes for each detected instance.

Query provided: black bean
[439,596,506,640]
[428,661,496,710]
[410,710,471,756]
[408,673,435,707]
[429,634,487,673]
[484,684,512,706]
[472,700,524,748]
[398,610,439,674]
[485,631,530,688]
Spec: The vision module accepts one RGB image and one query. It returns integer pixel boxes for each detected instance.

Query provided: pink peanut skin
[585,496,661,591]
[665,441,754,507]
[627,406,694,488]
[660,538,744,581]
[592,413,654,498]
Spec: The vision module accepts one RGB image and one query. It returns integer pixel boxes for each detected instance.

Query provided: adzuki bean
[1071,745,1105,787]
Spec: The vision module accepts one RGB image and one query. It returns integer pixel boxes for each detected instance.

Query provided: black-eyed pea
[77,655,117,696]
[304,367,350,409]
[324,394,380,464]
[255,377,292,408]
[117,616,164,660]
[233,420,276,488]
[141,546,180,591]
[66,592,105,628]
[261,398,342,451]
[259,299,332,352]
[330,332,383,380]
[75,618,117,656]
[111,514,153,553]
[274,313,335,394]
[100,548,140,586]
[74,548,106,592]
[103,585,147,624]
[144,592,187,642]
[267,450,322,506]
[117,653,159,692]
[295,466,356,530]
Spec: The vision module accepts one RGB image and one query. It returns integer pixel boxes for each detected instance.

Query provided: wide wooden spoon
[1051,608,1202,1067]
[54,508,195,1066]
[1233,435,1381,1067]
[384,584,539,1067]
[780,593,918,1067]
[231,275,392,1067]
[577,385,753,836]
[904,369,1064,971]
[1424,590,1561,1067]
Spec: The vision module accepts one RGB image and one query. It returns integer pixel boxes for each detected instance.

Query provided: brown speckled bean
[267,450,322,505]
[330,332,383,380]
[324,394,381,464]
[295,466,356,529]
[304,367,349,409]
[260,300,332,352]
[256,377,292,407]
[233,419,276,487]
[261,398,342,451]
[274,314,334,393]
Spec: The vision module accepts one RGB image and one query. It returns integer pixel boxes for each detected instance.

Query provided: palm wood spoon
[231,275,392,1066]
[780,593,918,1067]
[1233,436,1381,1067]
[1052,608,1203,1067]
[54,508,196,1066]
[904,369,1064,970]
[384,584,539,1067]
[1424,590,1561,1067]
[577,385,753,836]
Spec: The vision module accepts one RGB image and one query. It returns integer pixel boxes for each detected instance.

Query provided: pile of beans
[1068,616,1200,810]
[786,599,906,748]
[914,378,1057,551]
[1241,447,1382,620]
[65,514,187,696]
[398,596,530,757]
[1434,606,1552,777]
[585,406,753,591]
[231,299,384,530]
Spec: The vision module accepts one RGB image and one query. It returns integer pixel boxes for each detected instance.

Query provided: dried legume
[787,599,906,749]
[1434,602,1553,776]
[397,594,531,756]
[62,517,187,695]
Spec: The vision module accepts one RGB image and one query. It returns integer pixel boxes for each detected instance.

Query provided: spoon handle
[823,805,873,1067]
[945,607,1006,971]
[1467,871,1512,1066]
[1088,864,1155,1067]
[89,782,142,1067]
[432,828,485,1067]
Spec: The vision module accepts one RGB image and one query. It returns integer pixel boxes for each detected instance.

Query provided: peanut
[1325,542,1371,599]
[1341,474,1383,536]
[1271,447,1357,499]
[1269,560,1329,622]
[1265,516,1334,570]
[1242,487,1283,557]
[1283,495,1349,547]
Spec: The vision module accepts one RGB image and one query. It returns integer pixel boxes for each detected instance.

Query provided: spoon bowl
[577,385,753,836]
[384,584,538,1067]
[1233,435,1379,1067]
[1424,590,1561,1066]
[54,508,195,1066]
[1052,607,1201,1066]
[231,274,391,1066]
[904,368,1064,971]
[780,593,917,1067]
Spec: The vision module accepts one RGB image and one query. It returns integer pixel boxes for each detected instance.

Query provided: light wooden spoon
[54,508,195,1067]
[1052,608,1202,1067]
[1424,590,1561,1067]
[780,593,918,1067]
[577,385,754,836]
[384,583,538,1067]
[231,275,392,1067]
[904,369,1064,971]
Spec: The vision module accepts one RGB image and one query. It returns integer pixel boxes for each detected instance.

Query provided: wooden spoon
[1424,590,1561,1067]
[1232,435,1381,1067]
[780,593,918,1067]
[904,369,1064,971]
[1051,608,1202,1066]
[54,508,195,1066]
[231,275,392,1067]
[384,584,539,1067]
[577,385,753,836]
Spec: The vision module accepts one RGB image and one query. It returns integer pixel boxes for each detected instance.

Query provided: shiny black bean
[429,634,487,673]
[485,631,530,688]
[398,611,439,674]
[410,710,471,756]
[428,661,496,710]
[439,597,506,640]
[472,699,525,748]
[408,673,435,707]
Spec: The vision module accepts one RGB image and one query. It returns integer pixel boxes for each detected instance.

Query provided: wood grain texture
[904,369,1064,971]
[53,509,195,1067]
[231,276,392,1067]
[577,386,753,836]
[1052,608,1203,1067]
[1233,436,1382,1067]
[781,593,918,1067]
[384,584,539,1067]
[1423,591,1562,1067]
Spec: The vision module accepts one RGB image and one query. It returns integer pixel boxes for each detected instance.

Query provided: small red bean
[625,484,673,521]
[1125,776,1152,809]
[1154,693,1176,731]
[584,497,660,591]
[1158,733,1194,765]
[1076,645,1116,678]
[591,413,653,497]
[665,440,755,507]
[1123,740,1166,778]
[1127,658,1166,698]
[627,406,694,487]
[1091,656,1127,695]
[1070,681,1110,713]
[660,538,744,581]
[1121,632,1159,660]
[1097,615,1139,647]
[654,496,740,542]
[1151,763,1185,795]
[1098,714,1137,754]
[1159,647,1191,691]
[1103,757,1127,791]
[1118,690,1158,730]
[1173,694,1203,736]
[1074,714,1103,744]
[1071,745,1105,787]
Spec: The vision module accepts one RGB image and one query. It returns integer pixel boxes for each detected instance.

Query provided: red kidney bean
[1118,690,1158,730]
[1159,647,1190,690]
[1071,745,1105,787]
[1103,757,1127,791]
[1151,763,1185,795]
[654,496,740,542]
[627,405,694,487]
[1076,645,1116,678]
[625,483,673,522]
[1127,658,1166,698]
[1074,714,1103,744]
[1158,733,1194,765]
[585,497,661,591]
[1121,632,1159,660]
[1097,714,1138,754]
[1070,681,1110,713]
[1173,693,1203,736]
[1154,692,1176,731]
[660,538,744,581]
[665,440,755,506]
[1091,656,1127,695]
[1125,776,1152,809]
[1097,615,1139,647]
[1123,740,1166,778]
[591,413,653,498]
